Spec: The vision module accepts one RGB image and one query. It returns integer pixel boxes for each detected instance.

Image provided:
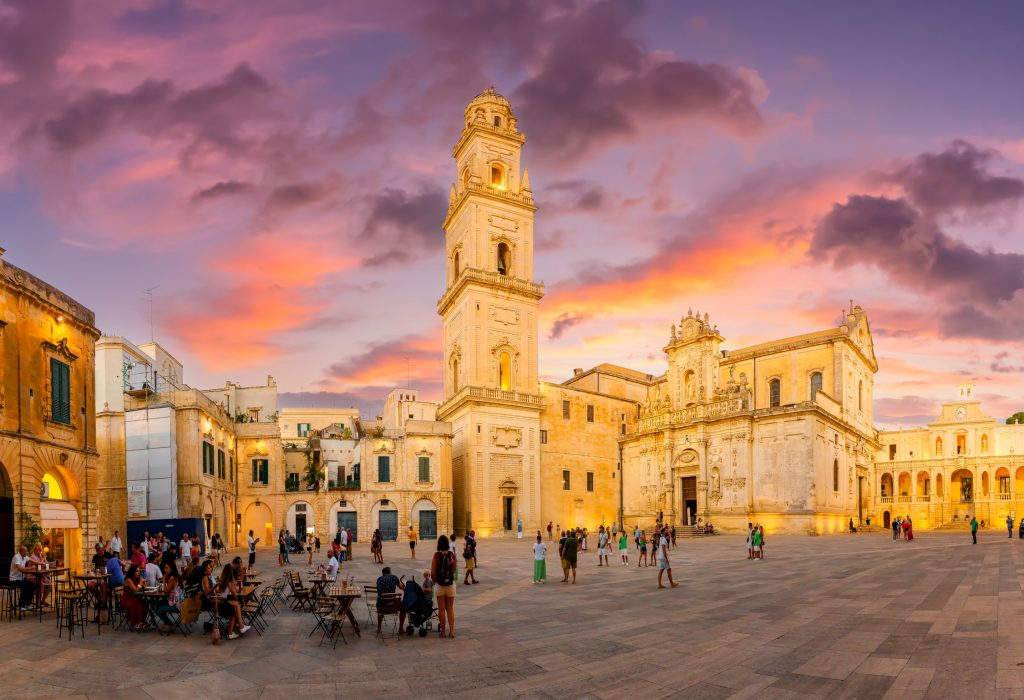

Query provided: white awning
[39,500,80,529]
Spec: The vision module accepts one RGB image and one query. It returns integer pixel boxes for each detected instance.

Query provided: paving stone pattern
[2,529,1024,699]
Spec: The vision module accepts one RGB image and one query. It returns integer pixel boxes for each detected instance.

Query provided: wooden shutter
[378,455,390,482]
[50,358,71,424]
[418,456,429,482]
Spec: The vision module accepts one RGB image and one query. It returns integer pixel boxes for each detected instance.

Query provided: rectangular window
[888,444,896,460]
[217,449,225,479]
[586,404,594,423]
[418,456,430,482]
[562,469,570,490]
[202,442,214,475]
[956,434,966,455]
[50,358,71,424]
[1000,476,1010,494]
[562,400,570,420]
[298,422,310,437]
[586,471,594,492]
[251,458,269,485]
[540,429,548,444]
[378,455,391,483]
[229,455,234,482]
[248,408,260,422]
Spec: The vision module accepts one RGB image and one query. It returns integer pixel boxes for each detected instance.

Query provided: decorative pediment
[492,426,522,450]
[42,337,79,363]
[498,478,517,495]
[374,439,395,454]
[490,337,520,356]
[416,446,434,457]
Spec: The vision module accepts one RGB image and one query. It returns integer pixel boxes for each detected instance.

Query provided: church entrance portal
[503,497,514,531]
[680,476,697,526]
[883,511,891,529]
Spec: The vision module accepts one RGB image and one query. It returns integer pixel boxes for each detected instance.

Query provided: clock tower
[437,88,544,535]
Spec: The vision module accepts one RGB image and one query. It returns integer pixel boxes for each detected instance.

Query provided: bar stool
[0,579,22,622]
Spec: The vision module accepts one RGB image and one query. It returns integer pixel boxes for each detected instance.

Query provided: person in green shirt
[618,532,629,566]
[970,516,978,544]
[560,530,578,584]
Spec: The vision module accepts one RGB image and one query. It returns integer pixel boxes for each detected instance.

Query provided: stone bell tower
[437,88,544,535]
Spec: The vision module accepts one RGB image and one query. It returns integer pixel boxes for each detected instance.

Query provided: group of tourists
[532,524,678,588]
[746,523,766,559]
[891,516,914,542]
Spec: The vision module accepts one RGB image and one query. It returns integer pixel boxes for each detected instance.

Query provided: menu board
[128,484,148,518]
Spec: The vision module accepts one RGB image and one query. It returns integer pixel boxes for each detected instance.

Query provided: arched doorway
[330,500,358,542]
[0,463,13,575]
[883,511,891,529]
[243,502,273,547]
[40,470,81,569]
[371,499,398,541]
[411,498,438,540]
[498,479,517,532]
[287,501,314,540]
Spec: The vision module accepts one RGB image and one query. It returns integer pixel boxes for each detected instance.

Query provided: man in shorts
[596,526,610,567]
[560,529,578,584]
[247,529,259,567]
[462,530,478,584]
[657,525,679,589]
[408,525,418,558]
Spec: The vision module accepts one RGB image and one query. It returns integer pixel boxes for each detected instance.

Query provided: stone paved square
[2,530,1023,699]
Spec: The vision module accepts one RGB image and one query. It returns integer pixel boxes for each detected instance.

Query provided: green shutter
[260,459,269,484]
[418,456,429,482]
[50,358,71,424]
[378,455,390,482]
[251,460,258,483]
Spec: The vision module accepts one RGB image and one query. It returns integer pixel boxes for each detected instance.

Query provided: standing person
[892,517,899,542]
[178,533,190,563]
[670,524,676,549]
[758,525,766,559]
[617,529,629,565]
[339,527,350,561]
[657,526,679,589]
[517,517,523,539]
[463,530,479,585]
[1008,515,1015,538]
[306,535,314,565]
[560,529,578,584]
[1019,519,1024,540]
[449,533,458,580]
[547,521,553,541]
[634,525,641,550]
[371,529,383,564]
[556,523,561,541]
[751,526,763,560]
[596,526,609,567]
[431,536,457,638]
[283,530,292,564]
[638,532,648,567]
[746,523,754,559]
[971,516,979,544]
[532,534,547,584]
[408,525,418,559]
[247,529,259,568]
[277,530,286,567]
[903,517,912,542]
[110,530,122,559]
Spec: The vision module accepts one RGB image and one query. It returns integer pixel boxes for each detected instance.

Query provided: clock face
[955,406,966,419]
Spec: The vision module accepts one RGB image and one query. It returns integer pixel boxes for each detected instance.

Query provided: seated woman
[29,543,51,607]
[154,560,183,632]
[121,564,148,630]
[206,564,249,640]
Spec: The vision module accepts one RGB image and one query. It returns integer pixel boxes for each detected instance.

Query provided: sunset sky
[3,0,1023,428]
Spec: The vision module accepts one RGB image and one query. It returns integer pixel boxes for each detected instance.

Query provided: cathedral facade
[438,90,880,535]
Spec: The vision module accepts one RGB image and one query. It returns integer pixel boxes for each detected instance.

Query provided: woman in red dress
[121,564,148,629]
[903,517,913,541]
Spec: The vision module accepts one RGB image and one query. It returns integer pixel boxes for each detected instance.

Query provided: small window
[493,115,501,127]
[461,168,470,190]
[540,429,548,444]
[297,422,310,437]
[810,372,823,400]
[562,470,570,490]
[562,400,570,420]
[499,351,512,391]
[1000,476,1011,494]
[858,380,863,411]
[490,163,506,188]
[497,242,511,275]
[229,455,234,482]
[888,444,896,461]
[769,378,781,408]
[251,458,269,485]
[377,455,391,483]
[418,456,430,482]
[956,434,966,455]
[202,442,215,475]
[586,472,594,492]
[453,250,460,279]
[832,459,839,492]
[248,407,260,423]
[217,449,226,479]
[50,358,71,424]
[586,404,594,423]
[451,357,460,393]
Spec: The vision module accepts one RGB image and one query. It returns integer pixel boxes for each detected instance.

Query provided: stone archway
[243,502,273,547]
[0,462,13,575]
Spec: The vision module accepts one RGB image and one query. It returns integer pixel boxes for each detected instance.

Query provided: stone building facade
[0,247,100,572]
[874,384,1024,530]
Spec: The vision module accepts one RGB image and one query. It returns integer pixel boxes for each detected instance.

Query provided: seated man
[375,566,404,635]
[326,551,340,577]
[10,545,37,611]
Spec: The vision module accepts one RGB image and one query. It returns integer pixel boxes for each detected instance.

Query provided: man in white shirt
[143,552,163,587]
[657,525,679,589]
[247,530,259,567]
[326,551,340,576]
[110,531,122,558]
[10,546,37,610]
[339,527,349,562]
[178,534,190,563]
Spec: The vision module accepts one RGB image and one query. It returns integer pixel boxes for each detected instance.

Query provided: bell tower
[438,87,544,535]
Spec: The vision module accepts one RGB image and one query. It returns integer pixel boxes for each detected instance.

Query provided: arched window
[452,250,460,279]
[768,378,781,408]
[935,436,943,457]
[496,242,510,276]
[490,163,506,189]
[451,357,460,393]
[858,380,863,410]
[493,115,502,127]
[981,434,989,454]
[833,459,839,492]
[498,351,511,391]
[810,372,823,400]
[461,168,471,191]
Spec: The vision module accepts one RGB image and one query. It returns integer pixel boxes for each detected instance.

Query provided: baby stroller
[401,579,435,637]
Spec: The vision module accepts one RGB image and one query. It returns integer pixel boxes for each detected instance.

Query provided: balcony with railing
[999,492,1012,501]
[880,496,893,504]
[285,477,300,493]
[328,479,361,492]
[897,495,912,503]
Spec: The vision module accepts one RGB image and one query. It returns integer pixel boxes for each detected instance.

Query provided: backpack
[436,551,456,586]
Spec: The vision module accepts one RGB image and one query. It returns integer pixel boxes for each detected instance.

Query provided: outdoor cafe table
[308,574,336,597]
[31,566,70,619]
[134,589,167,633]
[74,572,110,622]
[327,585,362,640]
